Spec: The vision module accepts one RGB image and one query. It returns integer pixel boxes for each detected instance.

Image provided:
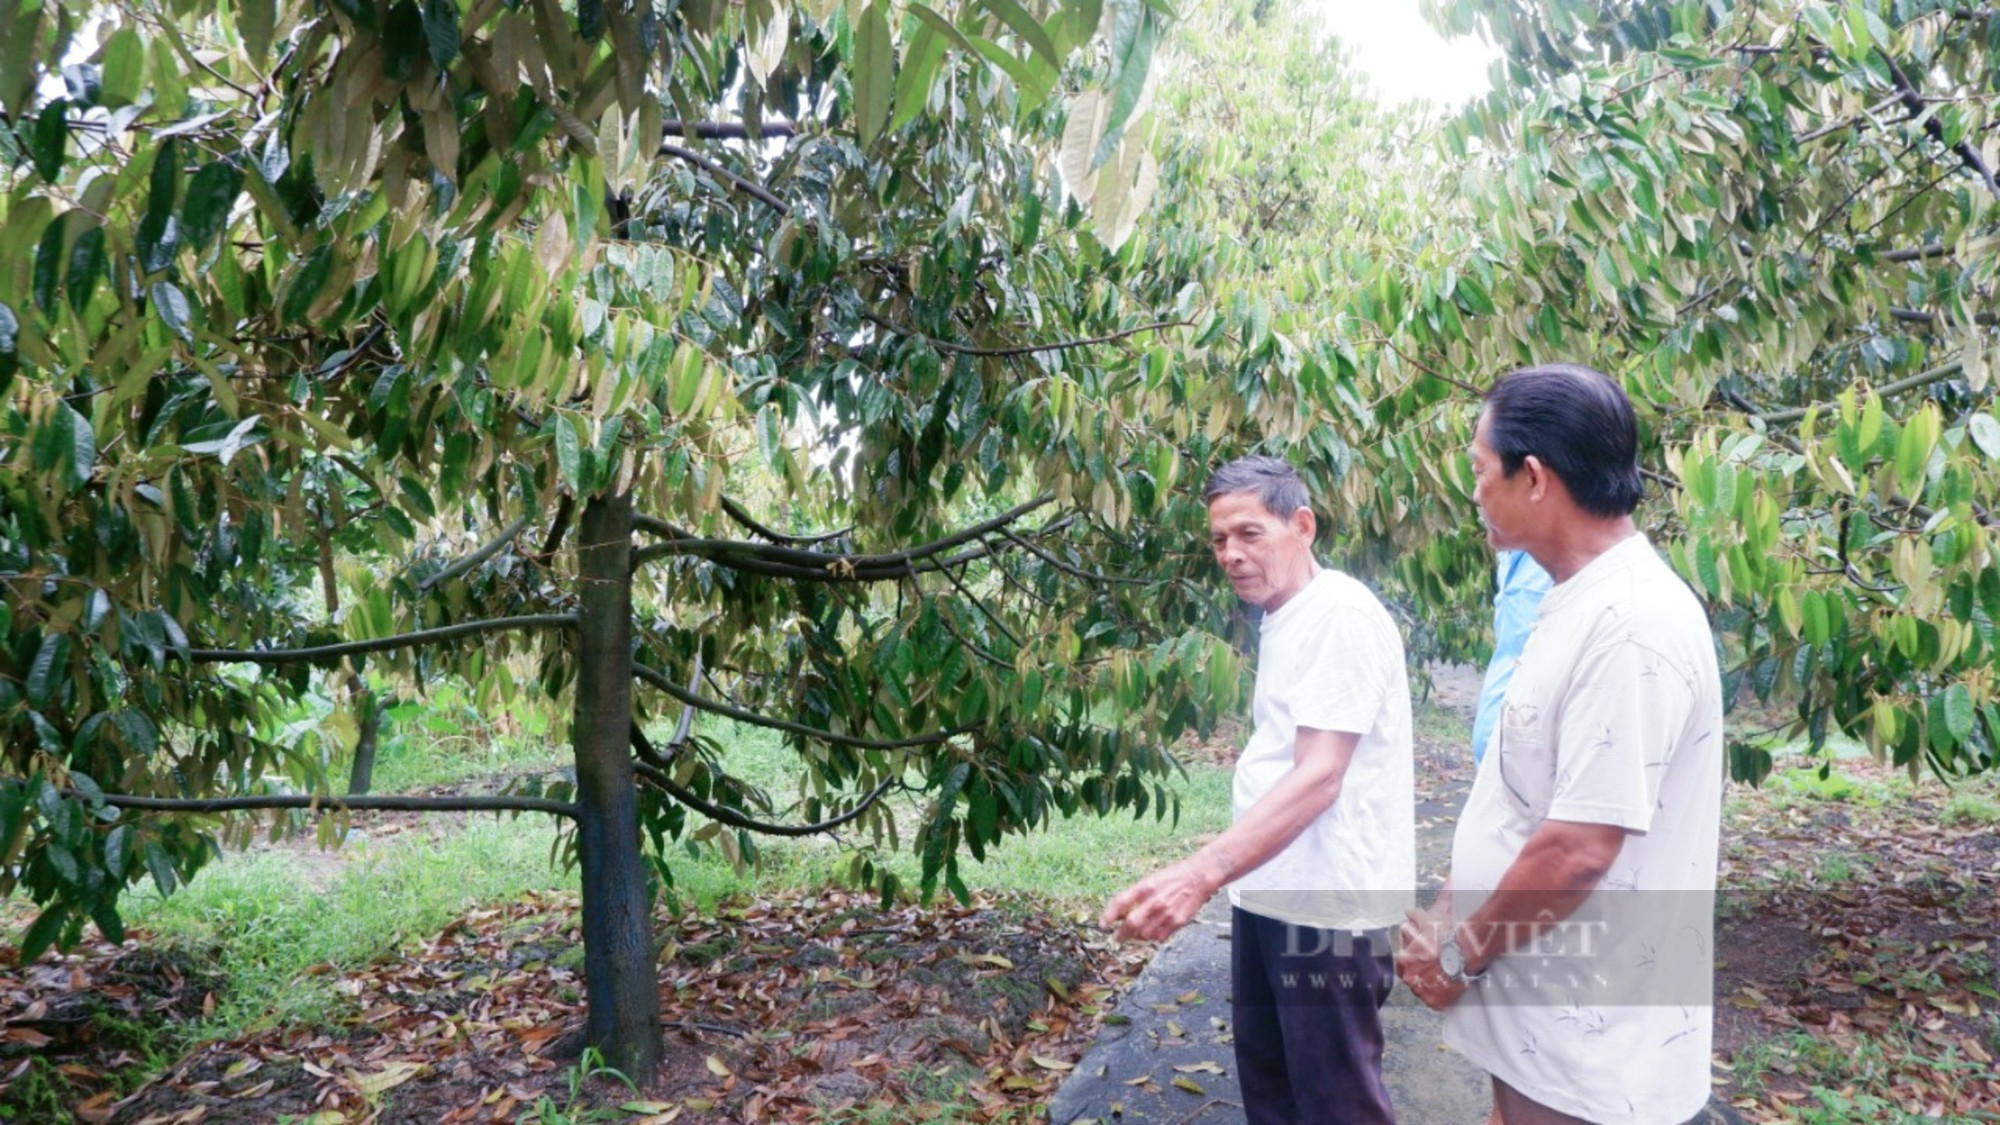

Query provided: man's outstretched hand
[1100,855,1228,942]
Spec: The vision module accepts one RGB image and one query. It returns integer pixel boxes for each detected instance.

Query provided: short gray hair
[1203,455,1310,518]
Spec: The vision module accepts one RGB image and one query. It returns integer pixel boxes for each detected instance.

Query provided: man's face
[1470,410,1532,550]
[1207,491,1316,612]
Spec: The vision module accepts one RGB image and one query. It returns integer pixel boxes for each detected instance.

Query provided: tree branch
[417,516,533,592]
[28,787,577,818]
[658,142,789,214]
[718,497,852,546]
[937,561,1024,649]
[632,513,695,541]
[668,651,703,750]
[863,312,1194,358]
[189,615,577,664]
[632,663,978,750]
[1880,50,2000,200]
[629,727,894,838]
[534,494,575,566]
[632,497,1054,574]
[1750,357,1966,425]
[999,528,1149,585]
[663,120,798,140]
[1888,306,1996,327]
[1881,242,1950,263]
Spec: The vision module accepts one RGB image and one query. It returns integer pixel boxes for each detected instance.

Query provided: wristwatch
[1439,928,1487,984]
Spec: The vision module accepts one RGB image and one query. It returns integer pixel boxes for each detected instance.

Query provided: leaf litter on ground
[1713,755,2000,1121]
[2,887,1151,1122]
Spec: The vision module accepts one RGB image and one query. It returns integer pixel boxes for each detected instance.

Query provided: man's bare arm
[1399,819,1625,1009]
[1454,818,1626,973]
[1100,727,1358,941]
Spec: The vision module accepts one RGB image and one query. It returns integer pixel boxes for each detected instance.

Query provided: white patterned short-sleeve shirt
[1444,535,1723,1125]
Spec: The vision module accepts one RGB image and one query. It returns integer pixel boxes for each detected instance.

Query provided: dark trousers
[1231,908,1397,1125]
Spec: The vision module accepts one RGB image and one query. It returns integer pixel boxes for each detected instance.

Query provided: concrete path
[1045,889,1492,1125]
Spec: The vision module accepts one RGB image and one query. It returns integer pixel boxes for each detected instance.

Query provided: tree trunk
[346,685,380,796]
[572,489,662,1083]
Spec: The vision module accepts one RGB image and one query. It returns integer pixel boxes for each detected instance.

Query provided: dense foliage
[1133,0,1999,781]
[0,0,1246,1077]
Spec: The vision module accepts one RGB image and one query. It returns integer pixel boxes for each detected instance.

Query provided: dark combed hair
[1484,364,1643,518]
[1202,454,1311,517]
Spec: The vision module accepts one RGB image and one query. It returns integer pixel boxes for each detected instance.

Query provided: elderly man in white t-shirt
[1397,365,1723,1125]
[1103,455,1415,1125]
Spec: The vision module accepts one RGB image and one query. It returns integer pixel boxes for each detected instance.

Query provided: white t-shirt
[1228,568,1415,931]
[1443,534,1723,1125]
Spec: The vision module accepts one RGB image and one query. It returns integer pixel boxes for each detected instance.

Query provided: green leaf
[439,429,473,497]
[1058,0,1103,55]
[26,632,69,709]
[853,2,893,146]
[19,902,69,964]
[906,4,977,55]
[239,0,278,66]
[35,404,97,488]
[151,281,194,342]
[980,0,1061,72]
[63,403,96,486]
[1093,0,1155,168]
[32,216,66,316]
[970,36,1055,109]
[144,840,177,897]
[65,225,106,316]
[381,504,416,539]
[383,0,424,80]
[1727,739,1772,785]
[422,0,460,67]
[282,243,335,323]
[1939,683,1974,746]
[0,300,17,384]
[31,98,67,181]
[1893,416,1929,496]
[397,473,436,519]
[181,161,245,254]
[139,139,182,272]
[100,27,146,107]
[555,413,583,488]
[91,901,126,945]
[891,26,947,132]
[111,710,159,755]
[667,343,702,416]
[104,823,132,879]
[1969,414,2000,461]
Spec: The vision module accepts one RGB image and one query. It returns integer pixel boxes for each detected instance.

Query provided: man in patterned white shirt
[1397,364,1723,1125]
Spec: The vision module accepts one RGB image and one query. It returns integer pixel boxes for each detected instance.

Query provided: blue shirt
[1470,550,1553,764]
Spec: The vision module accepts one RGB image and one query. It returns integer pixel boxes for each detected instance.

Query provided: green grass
[363,683,563,793]
[1726,1028,1997,1125]
[1412,696,1472,746]
[1944,790,2000,826]
[124,816,578,1033]
[110,712,1236,1036]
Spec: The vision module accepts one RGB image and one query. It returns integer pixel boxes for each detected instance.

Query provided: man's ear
[1522,455,1550,501]
[1289,506,1317,540]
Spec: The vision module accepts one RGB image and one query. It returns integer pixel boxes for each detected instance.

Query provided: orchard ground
[3,670,1997,1124]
